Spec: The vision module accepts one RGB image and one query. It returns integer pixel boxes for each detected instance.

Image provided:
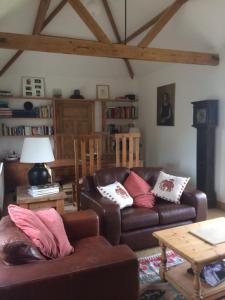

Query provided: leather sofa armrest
[61,210,99,242]
[180,189,208,222]
[0,245,139,300]
[80,191,121,245]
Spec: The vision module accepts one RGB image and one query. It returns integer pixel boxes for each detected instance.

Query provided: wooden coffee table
[153,218,225,300]
[17,185,66,214]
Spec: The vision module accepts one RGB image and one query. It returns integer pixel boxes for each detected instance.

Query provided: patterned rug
[139,250,186,300]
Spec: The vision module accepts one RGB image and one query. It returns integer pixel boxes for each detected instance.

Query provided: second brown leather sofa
[0,210,139,300]
[80,167,208,251]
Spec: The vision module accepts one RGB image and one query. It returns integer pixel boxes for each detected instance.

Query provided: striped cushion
[123,171,155,208]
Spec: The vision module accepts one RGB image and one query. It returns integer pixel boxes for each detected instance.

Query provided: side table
[16,186,66,214]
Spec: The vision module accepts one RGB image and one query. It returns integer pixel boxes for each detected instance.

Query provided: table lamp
[20,137,55,186]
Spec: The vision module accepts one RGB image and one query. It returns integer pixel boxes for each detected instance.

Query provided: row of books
[28,183,60,197]
[107,123,135,134]
[106,106,138,119]
[0,108,12,117]
[0,105,53,119]
[0,124,54,136]
[0,90,12,96]
[34,105,53,118]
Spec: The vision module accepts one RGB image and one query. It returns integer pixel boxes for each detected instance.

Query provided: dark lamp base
[28,163,49,186]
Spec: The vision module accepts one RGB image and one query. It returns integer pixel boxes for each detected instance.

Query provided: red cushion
[8,205,74,259]
[123,171,155,208]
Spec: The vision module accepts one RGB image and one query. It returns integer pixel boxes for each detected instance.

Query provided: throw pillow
[97,181,133,209]
[123,171,155,208]
[152,171,190,204]
[0,216,45,265]
[8,205,73,259]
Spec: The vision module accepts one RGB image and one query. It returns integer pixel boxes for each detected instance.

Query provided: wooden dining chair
[115,132,142,168]
[74,134,102,207]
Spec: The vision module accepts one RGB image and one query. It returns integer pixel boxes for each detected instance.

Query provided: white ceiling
[0,0,224,77]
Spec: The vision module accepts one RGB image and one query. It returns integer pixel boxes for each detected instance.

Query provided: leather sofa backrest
[93,167,163,188]
[131,167,163,188]
[94,167,130,187]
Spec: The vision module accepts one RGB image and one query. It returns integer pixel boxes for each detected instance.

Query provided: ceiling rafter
[102,0,134,79]
[138,0,188,47]
[33,0,51,34]
[0,0,67,77]
[125,7,167,43]
[42,0,67,30]
[68,0,110,43]
[0,32,219,66]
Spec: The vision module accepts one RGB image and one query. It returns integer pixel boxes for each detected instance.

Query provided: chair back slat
[115,133,141,168]
[73,134,102,207]
[135,136,140,167]
[122,136,127,167]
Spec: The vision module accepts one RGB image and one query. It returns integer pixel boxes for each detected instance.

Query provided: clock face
[196,108,207,124]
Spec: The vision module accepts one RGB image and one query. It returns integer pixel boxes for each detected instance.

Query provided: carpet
[139,250,186,300]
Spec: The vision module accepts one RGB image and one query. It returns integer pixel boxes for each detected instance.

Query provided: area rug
[139,250,186,300]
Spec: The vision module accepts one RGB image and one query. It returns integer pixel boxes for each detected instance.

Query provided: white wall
[137,48,225,203]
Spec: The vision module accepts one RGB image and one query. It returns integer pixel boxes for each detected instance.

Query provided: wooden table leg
[159,241,167,282]
[192,263,203,300]
[56,199,64,214]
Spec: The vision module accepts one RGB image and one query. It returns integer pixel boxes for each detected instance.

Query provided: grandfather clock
[192,100,218,208]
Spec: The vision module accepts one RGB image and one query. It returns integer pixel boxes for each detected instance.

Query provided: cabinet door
[54,101,94,159]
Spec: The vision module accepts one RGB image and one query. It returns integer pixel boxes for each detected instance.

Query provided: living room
[0,0,225,299]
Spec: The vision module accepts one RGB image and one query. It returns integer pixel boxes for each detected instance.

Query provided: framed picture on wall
[22,77,45,97]
[157,83,175,126]
[96,85,110,99]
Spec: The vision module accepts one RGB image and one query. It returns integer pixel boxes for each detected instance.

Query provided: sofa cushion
[8,205,74,259]
[94,167,130,187]
[0,216,45,265]
[123,171,155,208]
[97,181,133,209]
[154,200,196,225]
[131,167,163,187]
[152,171,190,204]
[121,207,159,232]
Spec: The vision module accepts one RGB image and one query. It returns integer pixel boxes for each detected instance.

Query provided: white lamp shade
[20,137,55,163]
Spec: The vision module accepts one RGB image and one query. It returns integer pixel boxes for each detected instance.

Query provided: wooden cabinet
[54,100,94,159]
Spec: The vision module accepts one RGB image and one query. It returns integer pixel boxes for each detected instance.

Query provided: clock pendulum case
[192,100,218,208]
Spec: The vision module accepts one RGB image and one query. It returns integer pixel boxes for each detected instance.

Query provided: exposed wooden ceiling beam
[0,0,66,77]
[68,0,110,43]
[125,8,167,43]
[0,32,219,66]
[0,50,23,77]
[102,0,134,79]
[42,0,67,30]
[33,0,51,34]
[138,0,188,47]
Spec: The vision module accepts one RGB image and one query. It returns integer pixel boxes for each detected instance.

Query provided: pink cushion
[8,205,73,259]
[123,171,155,208]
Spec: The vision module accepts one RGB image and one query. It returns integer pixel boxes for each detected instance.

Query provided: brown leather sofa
[0,210,139,300]
[80,167,208,251]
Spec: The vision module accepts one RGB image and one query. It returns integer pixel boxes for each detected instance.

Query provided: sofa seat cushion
[121,207,159,232]
[72,236,112,256]
[155,201,196,225]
